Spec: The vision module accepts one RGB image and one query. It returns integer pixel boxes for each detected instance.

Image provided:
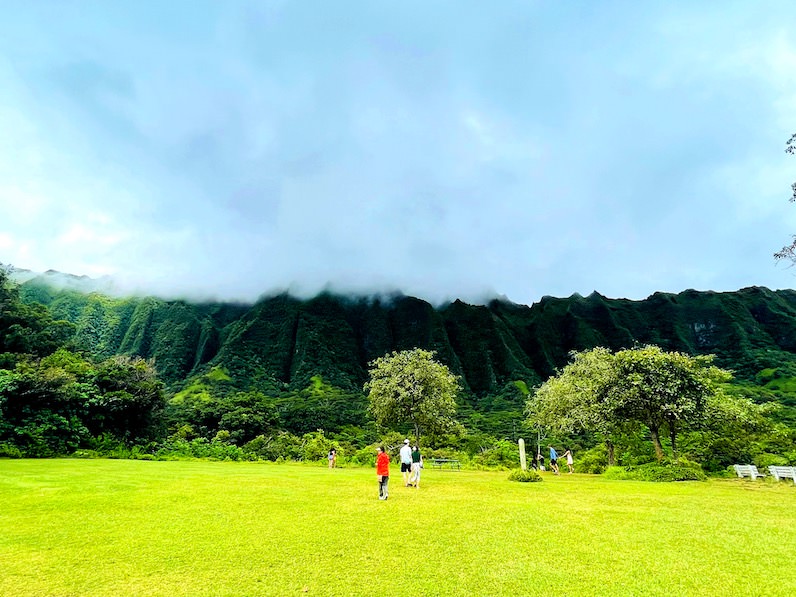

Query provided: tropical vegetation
[1,266,795,472]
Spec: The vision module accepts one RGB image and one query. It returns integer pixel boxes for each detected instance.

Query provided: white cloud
[2,3,796,305]
[56,222,126,248]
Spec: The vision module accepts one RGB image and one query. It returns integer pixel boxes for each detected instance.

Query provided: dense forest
[2,267,795,471]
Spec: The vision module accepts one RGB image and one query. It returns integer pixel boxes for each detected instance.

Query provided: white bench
[768,465,796,485]
[733,464,766,480]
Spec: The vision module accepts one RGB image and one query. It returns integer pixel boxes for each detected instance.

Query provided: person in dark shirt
[409,445,423,488]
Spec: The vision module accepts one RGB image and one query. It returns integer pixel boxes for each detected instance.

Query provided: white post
[518,438,527,471]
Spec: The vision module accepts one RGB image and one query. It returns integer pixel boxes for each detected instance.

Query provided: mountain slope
[18,278,796,397]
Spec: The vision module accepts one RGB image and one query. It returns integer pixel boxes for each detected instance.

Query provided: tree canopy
[364,348,460,443]
[0,349,166,455]
[527,345,732,462]
[0,267,74,362]
[0,268,166,456]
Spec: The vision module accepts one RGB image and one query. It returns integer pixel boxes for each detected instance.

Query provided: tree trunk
[649,426,664,461]
[414,422,421,446]
[605,439,615,467]
[669,423,678,460]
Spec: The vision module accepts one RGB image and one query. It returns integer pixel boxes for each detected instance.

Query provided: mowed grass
[0,460,794,597]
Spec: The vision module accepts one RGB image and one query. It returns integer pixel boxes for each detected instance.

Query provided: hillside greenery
[1,268,795,471]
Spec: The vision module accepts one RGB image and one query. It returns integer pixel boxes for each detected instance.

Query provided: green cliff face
[19,280,796,396]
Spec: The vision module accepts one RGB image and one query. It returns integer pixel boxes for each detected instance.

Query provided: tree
[611,346,731,460]
[527,347,630,465]
[0,351,91,456]
[775,133,796,262]
[0,349,168,455]
[89,355,166,443]
[166,386,278,445]
[364,349,460,443]
[217,391,279,445]
[0,266,74,361]
[679,389,782,471]
[527,346,732,462]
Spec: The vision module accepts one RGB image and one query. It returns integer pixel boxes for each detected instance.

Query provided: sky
[1,1,796,306]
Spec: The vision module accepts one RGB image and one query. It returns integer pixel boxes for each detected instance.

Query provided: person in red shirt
[376,446,390,500]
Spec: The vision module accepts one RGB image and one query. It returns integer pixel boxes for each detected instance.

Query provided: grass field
[0,460,794,597]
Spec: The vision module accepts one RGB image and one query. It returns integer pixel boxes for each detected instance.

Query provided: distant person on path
[328,449,337,469]
[400,439,413,486]
[376,446,390,500]
[409,444,423,488]
[563,448,574,474]
[548,445,560,475]
[537,453,545,471]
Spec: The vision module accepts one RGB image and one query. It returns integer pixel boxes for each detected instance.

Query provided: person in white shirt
[399,439,413,486]
[563,448,574,474]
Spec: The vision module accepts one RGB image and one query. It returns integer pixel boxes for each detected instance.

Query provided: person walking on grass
[563,448,574,474]
[400,438,413,486]
[376,446,390,500]
[409,444,423,488]
[328,448,337,469]
[548,445,560,475]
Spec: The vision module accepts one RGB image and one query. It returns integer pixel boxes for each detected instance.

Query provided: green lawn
[0,460,794,597]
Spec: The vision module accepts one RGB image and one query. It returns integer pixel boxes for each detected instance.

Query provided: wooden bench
[768,465,796,484]
[733,464,766,480]
[431,458,461,470]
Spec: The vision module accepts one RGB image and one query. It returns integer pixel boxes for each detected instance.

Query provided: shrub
[0,443,23,458]
[241,435,269,458]
[508,469,542,482]
[574,444,608,474]
[213,430,231,443]
[350,445,378,467]
[301,430,333,463]
[71,449,101,458]
[471,440,520,470]
[753,453,789,468]
[153,437,249,461]
[603,463,707,482]
[129,445,156,460]
[241,432,302,461]
[205,438,247,461]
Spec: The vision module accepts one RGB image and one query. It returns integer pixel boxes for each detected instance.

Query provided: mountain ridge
[16,273,796,399]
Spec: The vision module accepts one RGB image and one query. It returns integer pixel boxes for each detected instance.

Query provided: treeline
[0,269,163,456]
